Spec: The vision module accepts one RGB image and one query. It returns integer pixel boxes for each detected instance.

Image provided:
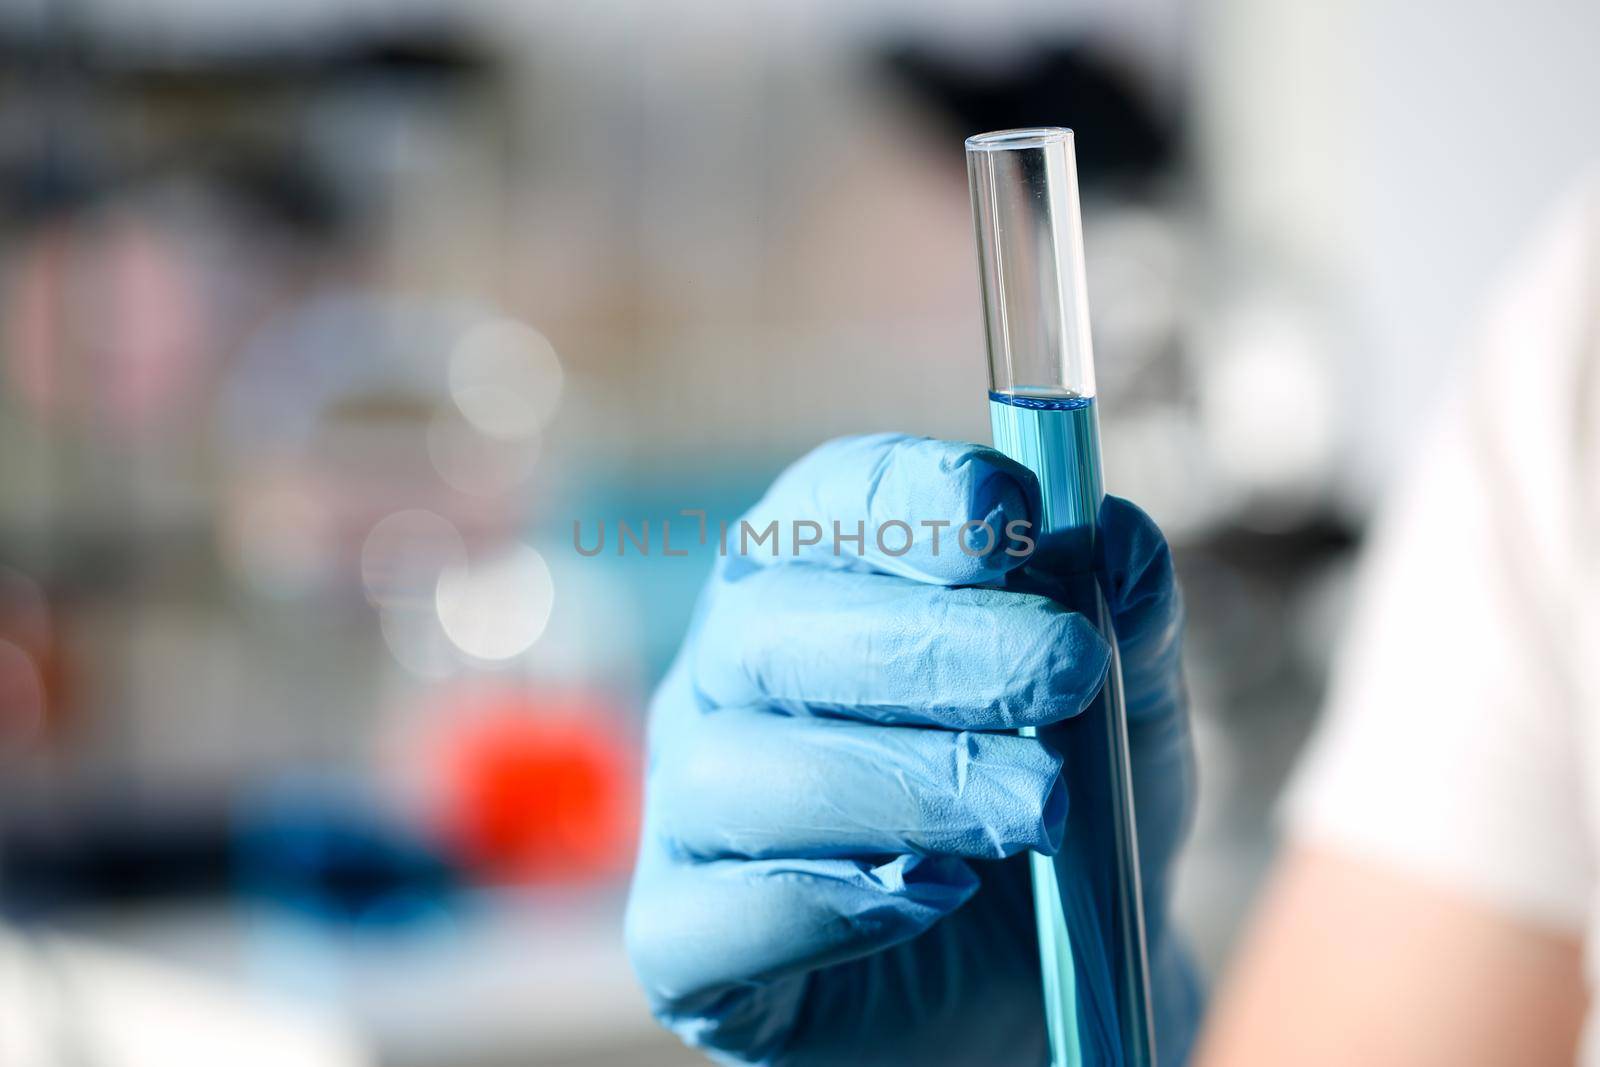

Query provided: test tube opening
[965,127,1073,152]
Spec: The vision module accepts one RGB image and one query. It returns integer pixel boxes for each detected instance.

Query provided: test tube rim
[965,127,1073,152]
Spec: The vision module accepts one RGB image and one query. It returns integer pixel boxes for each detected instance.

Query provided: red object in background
[431,687,640,884]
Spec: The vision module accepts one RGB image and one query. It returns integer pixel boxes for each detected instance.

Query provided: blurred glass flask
[968,128,1155,1067]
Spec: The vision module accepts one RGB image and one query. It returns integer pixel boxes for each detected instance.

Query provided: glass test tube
[966,127,1155,1067]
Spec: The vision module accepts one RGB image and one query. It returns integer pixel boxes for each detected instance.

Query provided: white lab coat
[1285,174,1600,1057]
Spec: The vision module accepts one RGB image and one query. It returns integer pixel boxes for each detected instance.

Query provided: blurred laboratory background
[0,0,1597,1064]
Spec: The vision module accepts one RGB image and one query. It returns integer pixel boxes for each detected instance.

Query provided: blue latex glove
[625,434,1200,1066]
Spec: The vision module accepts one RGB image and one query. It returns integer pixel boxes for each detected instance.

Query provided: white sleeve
[1282,177,1600,932]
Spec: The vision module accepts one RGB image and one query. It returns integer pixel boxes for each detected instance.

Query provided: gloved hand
[625,433,1200,1066]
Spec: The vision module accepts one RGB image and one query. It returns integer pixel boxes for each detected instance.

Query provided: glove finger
[1095,495,1185,722]
[653,708,1068,860]
[625,846,977,1009]
[1094,496,1197,896]
[734,433,1039,586]
[694,564,1110,729]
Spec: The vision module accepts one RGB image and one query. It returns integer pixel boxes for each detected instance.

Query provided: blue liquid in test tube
[969,130,1155,1067]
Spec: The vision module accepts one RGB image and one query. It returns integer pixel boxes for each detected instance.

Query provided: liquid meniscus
[988,390,1103,570]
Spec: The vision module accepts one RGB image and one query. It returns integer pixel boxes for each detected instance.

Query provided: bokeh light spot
[361,510,468,612]
[434,544,554,662]
[425,409,540,497]
[448,319,562,440]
